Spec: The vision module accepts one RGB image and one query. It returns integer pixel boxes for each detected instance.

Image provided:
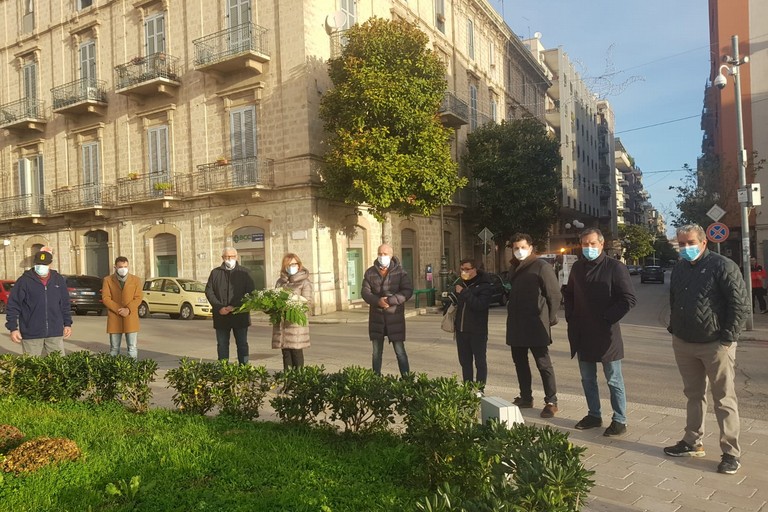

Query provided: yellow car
[138,277,212,319]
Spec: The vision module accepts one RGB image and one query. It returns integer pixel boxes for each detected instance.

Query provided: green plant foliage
[105,475,142,508]
[211,363,271,420]
[320,17,465,222]
[463,118,561,247]
[165,358,221,415]
[325,366,397,434]
[236,288,309,326]
[619,224,655,263]
[271,365,331,425]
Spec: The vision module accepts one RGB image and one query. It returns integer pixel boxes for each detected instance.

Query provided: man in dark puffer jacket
[664,224,749,475]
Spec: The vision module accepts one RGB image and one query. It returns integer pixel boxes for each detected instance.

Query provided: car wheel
[137,302,149,318]
[179,303,194,320]
[640,279,646,284]
[75,309,88,316]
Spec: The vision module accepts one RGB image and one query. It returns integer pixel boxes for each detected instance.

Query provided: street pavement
[2,299,768,510]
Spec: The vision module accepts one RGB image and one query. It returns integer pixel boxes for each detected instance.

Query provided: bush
[212,362,271,420]
[165,358,221,415]
[271,365,330,425]
[325,366,397,433]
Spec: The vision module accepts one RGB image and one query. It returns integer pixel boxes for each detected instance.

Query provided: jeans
[455,331,487,387]
[110,332,138,359]
[216,327,250,364]
[282,348,304,370]
[578,359,626,424]
[371,338,409,376]
[511,345,557,404]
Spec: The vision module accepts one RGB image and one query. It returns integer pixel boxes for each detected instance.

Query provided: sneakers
[540,403,558,418]
[574,415,602,430]
[664,440,705,458]
[718,454,741,474]
[512,396,534,408]
[603,420,627,437]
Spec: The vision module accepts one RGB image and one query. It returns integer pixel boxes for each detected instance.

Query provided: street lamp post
[715,34,752,330]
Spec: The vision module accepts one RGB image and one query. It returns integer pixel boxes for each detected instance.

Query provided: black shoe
[574,415,602,430]
[512,396,534,408]
[717,454,741,474]
[663,440,705,457]
[603,420,627,437]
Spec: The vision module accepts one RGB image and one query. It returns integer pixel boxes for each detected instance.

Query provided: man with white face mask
[361,243,413,376]
[102,256,143,358]
[505,233,562,418]
[6,247,73,356]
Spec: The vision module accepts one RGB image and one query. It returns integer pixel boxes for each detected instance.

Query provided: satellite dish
[325,10,347,34]
[534,31,542,39]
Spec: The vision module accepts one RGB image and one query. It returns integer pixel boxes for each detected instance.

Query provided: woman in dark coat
[505,233,562,418]
[447,258,493,390]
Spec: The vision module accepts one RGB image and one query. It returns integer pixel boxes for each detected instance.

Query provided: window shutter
[36,155,44,196]
[18,159,28,195]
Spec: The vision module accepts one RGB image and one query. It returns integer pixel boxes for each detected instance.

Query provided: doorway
[85,230,109,277]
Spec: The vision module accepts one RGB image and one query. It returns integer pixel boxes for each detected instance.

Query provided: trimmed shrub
[212,362,271,420]
[271,365,330,425]
[325,366,397,433]
[165,358,220,415]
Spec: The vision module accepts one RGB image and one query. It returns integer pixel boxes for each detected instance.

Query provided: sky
[490,0,711,238]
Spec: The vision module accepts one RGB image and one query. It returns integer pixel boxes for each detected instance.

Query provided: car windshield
[177,279,206,292]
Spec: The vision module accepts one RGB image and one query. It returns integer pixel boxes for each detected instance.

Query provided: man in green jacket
[664,224,749,475]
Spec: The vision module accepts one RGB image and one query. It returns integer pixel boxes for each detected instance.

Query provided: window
[469,84,478,131]
[435,0,445,33]
[341,0,356,30]
[148,125,170,194]
[489,41,495,68]
[18,155,44,214]
[22,0,34,32]
[467,18,474,60]
[490,97,497,123]
[82,142,100,184]
[228,0,250,27]
[145,14,165,56]
[79,41,96,83]
[22,60,39,117]
[77,0,93,10]
[230,106,257,185]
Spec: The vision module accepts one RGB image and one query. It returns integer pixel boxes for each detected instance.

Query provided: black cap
[34,250,53,265]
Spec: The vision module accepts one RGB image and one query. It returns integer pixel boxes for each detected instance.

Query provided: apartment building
[0,0,549,312]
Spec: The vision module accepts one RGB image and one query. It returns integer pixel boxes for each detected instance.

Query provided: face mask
[680,246,701,262]
[460,271,472,280]
[224,259,236,269]
[116,267,129,277]
[514,249,530,261]
[378,255,391,267]
[287,264,299,276]
[582,247,600,261]
[34,265,50,277]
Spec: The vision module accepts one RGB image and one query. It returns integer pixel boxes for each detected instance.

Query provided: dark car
[63,275,106,315]
[0,280,15,314]
[640,265,665,284]
[626,265,641,276]
[441,272,509,307]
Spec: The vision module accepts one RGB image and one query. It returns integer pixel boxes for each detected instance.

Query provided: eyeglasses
[460,267,474,272]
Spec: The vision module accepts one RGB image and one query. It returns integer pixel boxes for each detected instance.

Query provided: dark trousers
[753,287,766,312]
[455,331,488,387]
[216,327,249,364]
[282,348,304,370]
[511,345,557,404]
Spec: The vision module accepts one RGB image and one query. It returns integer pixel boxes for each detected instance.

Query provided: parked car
[62,275,106,315]
[640,265,665,284]
[626,265,641,276]
[138,277,212,319]
[440,272,509,307]
[0,280,15,314]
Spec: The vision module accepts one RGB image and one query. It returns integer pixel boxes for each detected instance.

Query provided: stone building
[0,0,548,313]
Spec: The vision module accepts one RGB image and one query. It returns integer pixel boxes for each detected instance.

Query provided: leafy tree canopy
[462,118,561,247]
[618,224,655,263]
[669,163,720,228]
[319,17,465,222]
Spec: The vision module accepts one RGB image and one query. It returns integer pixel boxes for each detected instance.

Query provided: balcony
[51,78,108,116]
[0,194,47,220]
[115,53,181,97]
[193,23,270,79]
[0,98,47,132]
[545,106,561,127]
[116,172,186,204]
[48,183,116,213]
[192,157,274,193]
[330,30,349,59]
[438,91,469,128]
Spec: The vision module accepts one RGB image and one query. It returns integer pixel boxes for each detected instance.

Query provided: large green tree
[462,118,561,247]
[669,162,720,228]
[319,18,465,228]
[618,224,654,263]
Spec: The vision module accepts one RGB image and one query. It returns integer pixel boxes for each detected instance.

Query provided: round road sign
[706,222,729,243]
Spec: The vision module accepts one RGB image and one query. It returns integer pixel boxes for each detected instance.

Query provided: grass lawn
[0,397,426,511]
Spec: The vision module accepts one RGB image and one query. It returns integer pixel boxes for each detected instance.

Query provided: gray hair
[676,224,706,243]
[579,227,604,243]
[221,247,237,257]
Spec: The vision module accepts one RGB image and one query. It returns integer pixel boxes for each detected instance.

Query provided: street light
[715,34,752,330]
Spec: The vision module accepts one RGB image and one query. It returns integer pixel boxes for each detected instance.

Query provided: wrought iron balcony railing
[438,91,470,127]
[115,52,181,91]
[51,78,107,110]
[193,157,274,192]
[116,171,186,203]
[330,30,349,59]
[48,183,116,213]
[0,194,46,219]
[193,23,270,67]
[0,98,46,126]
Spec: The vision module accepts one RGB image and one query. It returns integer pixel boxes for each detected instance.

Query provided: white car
[138,277,212,319]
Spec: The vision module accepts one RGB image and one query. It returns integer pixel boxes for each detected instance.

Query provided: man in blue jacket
[6,248,73,356]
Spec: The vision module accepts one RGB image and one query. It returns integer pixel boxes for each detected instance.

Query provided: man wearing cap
[6,248,73,356]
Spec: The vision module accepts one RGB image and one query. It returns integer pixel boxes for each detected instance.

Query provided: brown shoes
[540,403,558,418]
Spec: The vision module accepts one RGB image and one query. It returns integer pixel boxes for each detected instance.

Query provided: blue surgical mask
[582,247,600,261]
[34,265,50,276]
[287,265,299,276]
[680,245,701,262]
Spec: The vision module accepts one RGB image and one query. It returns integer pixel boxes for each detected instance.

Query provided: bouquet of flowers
[235,288,309,326]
